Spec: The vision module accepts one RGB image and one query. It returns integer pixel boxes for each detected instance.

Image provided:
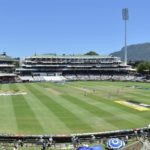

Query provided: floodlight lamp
[122,8,129,20]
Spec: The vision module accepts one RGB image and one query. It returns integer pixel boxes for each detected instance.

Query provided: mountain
[110,43,150,62]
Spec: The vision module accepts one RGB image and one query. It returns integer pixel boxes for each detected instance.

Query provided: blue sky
[0,0,149,57]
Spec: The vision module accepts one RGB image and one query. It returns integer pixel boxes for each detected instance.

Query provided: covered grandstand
[16,54,135,82]
[0,52,17,83]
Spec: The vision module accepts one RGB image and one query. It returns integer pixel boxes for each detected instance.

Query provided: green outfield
[0,81,149,135]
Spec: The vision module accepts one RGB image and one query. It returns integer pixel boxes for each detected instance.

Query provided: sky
[0,0,150,57]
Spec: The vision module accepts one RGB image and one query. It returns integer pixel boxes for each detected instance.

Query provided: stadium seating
[43,76,66,82]
[18,76,34,82]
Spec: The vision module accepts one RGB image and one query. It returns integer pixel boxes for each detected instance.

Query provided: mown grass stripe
[44,82,150,128]
[36,83,118,131]
[66,82,150,124]
[61,94,137,129]
[20,83,71,134]
[88,94,149,125]
[0,81,149,134]
[123,92,150,104]
[0,84,18,133]
[9,84,44,134]
[120,94,150,105]
[27,83,93,133]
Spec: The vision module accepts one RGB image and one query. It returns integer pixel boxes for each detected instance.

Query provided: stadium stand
[43,76,66,82]
[16,54,136,82]
[16,54,150,84]
[0,52,149,83]
[0,52,148,84]
[0,126,149,149]
[18,76,34,82]
[0,52,17,83]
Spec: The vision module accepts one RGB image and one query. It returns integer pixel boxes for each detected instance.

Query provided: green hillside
[110,42,150,62]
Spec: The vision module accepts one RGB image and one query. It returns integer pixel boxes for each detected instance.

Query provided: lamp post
[122,8,129,65]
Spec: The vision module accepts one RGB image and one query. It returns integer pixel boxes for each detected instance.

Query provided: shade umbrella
[91,145,103,150]
[107,138,125,149]
[77,146,92,150]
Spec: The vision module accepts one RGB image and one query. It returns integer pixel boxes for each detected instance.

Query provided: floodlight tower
[122,8,129,65]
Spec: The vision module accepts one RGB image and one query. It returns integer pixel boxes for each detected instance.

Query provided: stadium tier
[17,54,133,77]
[0,52,16,83]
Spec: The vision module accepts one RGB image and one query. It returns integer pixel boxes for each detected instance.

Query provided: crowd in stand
[15,74,150,83]
[0,129,149,150]
[63,74,149,82]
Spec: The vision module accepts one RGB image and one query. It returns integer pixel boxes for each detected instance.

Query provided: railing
[0,127,148,144]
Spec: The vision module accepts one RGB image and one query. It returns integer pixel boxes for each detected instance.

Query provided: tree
[137,63,145,73]
[84,51,98,55]
[128,60,144,68]
[13,58,20,68]
[137,62,150,74]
